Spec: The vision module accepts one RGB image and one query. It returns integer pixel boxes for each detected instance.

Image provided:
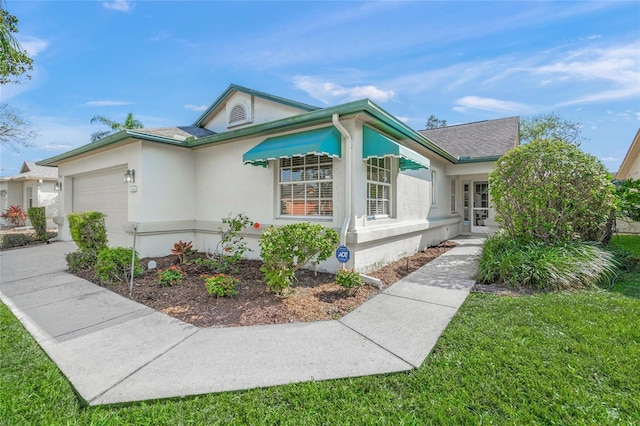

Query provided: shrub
[27,206,47,241]
[1,205,27,227]
[66,250,98,273]
[67,211,108,252]
[335,269,363,294]
[259,223,339,295]
[157,265,186,287]
[202,274,239,297]
[95,247,142,284]
[0,232,34,249]
[476,232,618,291]
[171,240,195,264]
[489,139,615,243]
[211,213,255,274]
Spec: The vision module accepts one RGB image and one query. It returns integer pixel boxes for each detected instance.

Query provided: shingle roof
[133,126,215,140]
[418,116,519,159]
[12,162,58,180]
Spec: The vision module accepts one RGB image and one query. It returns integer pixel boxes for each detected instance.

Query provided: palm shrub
[259,222,339,295]
[476,232,618,291]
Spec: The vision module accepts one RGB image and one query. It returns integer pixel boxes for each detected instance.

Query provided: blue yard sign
[336,245,350,263]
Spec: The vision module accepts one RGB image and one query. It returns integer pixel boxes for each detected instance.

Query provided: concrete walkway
[0,237,483,406]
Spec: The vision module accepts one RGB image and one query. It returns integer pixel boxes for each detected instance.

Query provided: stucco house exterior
[0,162,58,228]
[39,84,518,272]
[616,128,640,234]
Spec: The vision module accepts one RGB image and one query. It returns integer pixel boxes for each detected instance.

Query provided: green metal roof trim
[189,99,458,162]
[363,126,430,170]
[243,127,341,168]
[37,130,189,166]
[39,94,499,168]
[193,84,321,127]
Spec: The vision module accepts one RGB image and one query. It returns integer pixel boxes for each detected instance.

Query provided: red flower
[253,222,260,229]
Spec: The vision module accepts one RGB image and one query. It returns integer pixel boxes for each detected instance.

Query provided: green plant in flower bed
[171,240,195,264]
[259,222,339,295]
[157,265,186,287]
[95,247,142,284]
[202,273,239,297]
[335,269,362,294]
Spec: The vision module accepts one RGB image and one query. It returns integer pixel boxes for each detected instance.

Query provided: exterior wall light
[54,181,62,191]
[124,169,135,184]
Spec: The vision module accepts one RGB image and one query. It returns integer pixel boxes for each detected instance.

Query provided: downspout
[332,114,352,249]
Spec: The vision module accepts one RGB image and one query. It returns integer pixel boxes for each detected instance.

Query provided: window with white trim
[450,179,457,213]
[367,157,392,218]
[279,155,333,217]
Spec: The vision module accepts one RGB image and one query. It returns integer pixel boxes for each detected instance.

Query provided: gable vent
[229,104,248,124]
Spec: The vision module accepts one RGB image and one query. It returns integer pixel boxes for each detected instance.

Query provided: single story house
[616,128,640,234]
[0,162,58,228]
[39,84,519,272]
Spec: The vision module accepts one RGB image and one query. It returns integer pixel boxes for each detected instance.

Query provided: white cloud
[16,36,49,57]
[293,76,394,104]
[85,100,132,107]
[453,96,532,114]
[40,144,73,151]
[184,104,208,112]
[103,0,133,12]
[601,157,620,162]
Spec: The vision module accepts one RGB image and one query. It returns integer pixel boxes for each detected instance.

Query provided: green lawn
[2,237,639,425]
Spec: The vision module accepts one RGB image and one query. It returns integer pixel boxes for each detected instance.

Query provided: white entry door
[471,181,489,233]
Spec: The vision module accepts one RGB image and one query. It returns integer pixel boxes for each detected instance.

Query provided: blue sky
[1,0,639,177]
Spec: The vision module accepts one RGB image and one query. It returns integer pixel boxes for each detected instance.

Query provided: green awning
[243,127,342,167]
[363,126,430,171]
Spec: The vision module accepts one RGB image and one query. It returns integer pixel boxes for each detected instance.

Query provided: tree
[0,103,37,151]
[425,114,447,129]
[90,113,143,142]
[519,112,583,145]
[1,4,34,84]
[489,138,615,243]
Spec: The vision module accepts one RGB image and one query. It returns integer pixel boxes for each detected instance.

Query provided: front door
[471,181,489,233]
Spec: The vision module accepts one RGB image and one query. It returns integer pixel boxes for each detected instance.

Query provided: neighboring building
[38,84,518,272]
[616,128,640,234]
[0,162,59,228]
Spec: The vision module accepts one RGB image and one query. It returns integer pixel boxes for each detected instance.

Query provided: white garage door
[73,167,128,247]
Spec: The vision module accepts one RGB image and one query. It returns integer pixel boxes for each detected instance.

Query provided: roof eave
[456,156,501,163]
[616,128,640,180]
[37,130,189,167]
[192,84,321,127]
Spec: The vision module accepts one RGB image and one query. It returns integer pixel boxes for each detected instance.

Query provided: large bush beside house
[479,124,619,290]
[489,139,615,243]
[259,222,339,295]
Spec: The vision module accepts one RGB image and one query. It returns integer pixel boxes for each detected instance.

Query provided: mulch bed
[71,241,460,328]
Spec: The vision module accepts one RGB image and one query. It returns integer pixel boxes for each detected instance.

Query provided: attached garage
[72,166,129,247]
